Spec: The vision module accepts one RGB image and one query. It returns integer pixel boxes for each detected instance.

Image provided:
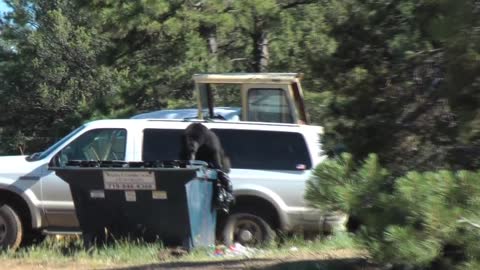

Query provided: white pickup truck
[0,119,348,248]
[0,73,346,250]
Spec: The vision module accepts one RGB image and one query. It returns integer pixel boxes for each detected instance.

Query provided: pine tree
[306,0,480,174]
[306,154,480,269]
[0,0,126,153]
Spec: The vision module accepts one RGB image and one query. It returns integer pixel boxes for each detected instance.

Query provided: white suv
[0,118,345,249]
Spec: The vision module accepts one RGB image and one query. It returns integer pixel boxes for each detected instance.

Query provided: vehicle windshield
[28,125,87,161]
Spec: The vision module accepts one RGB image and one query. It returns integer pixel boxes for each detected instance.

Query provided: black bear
[179,122,230,173]
[179,122,234,212]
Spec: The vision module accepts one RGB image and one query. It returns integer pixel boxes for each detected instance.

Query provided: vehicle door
[41,128,128,228]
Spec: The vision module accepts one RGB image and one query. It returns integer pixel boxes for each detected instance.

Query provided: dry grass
[0,233,365,270]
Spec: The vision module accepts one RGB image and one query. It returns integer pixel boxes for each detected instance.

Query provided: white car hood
[0,155,41,175]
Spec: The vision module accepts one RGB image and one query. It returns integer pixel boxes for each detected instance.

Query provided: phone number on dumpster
[103,171,156,190]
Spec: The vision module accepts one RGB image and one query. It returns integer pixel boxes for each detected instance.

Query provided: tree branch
[279,0,318,9]
[458,217,480,229]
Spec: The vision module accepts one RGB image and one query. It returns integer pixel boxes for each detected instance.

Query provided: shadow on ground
[112,258,378,270]
[263,258,377,270]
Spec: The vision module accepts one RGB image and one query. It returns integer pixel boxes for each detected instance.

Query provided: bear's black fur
[179,123,230,173]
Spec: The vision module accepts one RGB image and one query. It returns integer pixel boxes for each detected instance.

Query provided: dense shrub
[306,154,480,269]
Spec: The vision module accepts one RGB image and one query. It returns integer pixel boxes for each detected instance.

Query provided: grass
[0,236,163,268]
[0,233,361,269]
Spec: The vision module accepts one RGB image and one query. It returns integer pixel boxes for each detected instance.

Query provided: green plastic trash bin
[51,160,217,250]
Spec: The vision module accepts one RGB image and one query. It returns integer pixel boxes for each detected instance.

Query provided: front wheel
[0,204,23,250]
[22,230,46,246]
[222,213,275,247]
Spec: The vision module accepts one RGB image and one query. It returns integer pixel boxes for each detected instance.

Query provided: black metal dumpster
[51,160,217,250]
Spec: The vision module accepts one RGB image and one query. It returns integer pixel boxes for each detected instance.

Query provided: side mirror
[49,149,70,168]
[49,153,61,168]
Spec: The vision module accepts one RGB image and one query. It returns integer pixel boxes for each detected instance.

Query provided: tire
[0,204,23,250]
[222,213,275,247]
[22,230,46,247]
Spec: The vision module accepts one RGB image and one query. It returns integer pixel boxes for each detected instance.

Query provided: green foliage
[306,153,389,214]
[306,0,480,174]
[305,153,356,212]
[306,154,480,269]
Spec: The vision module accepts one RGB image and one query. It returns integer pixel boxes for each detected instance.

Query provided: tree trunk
[252,17,269,72]
[207,30,218,55]
[200,25,218,71]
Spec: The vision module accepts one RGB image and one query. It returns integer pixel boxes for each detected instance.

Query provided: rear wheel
[0,204,23,250]
[222,213,275,247]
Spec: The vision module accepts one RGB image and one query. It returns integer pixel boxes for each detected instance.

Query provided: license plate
[103,171,156,190]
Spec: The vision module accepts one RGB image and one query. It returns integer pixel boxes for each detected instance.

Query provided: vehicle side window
[212,129,311,170]
[142,129,183,161]
[247,89,293,123]
[59,129,127,163]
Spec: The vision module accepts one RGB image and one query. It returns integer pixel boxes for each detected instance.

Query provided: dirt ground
[1,249,377,270]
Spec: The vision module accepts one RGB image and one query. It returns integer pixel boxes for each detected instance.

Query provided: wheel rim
[233,219,263,246]
[0,215,7,243]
